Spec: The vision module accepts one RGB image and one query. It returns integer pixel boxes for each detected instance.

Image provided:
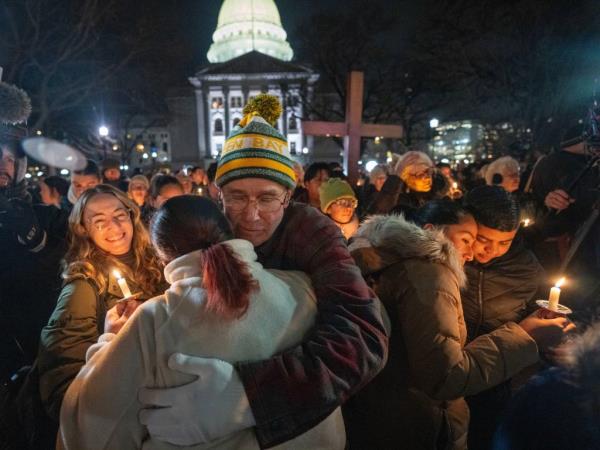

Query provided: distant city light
[37,171,43,177]
[25,173,32,179]
[142,153,149,159]
[429,118,439,128]
[302,147,309,154]
[151,151,158,158]
[60,169,69,175]
[98,125,109,137]
[36,130,42,136]
[112,144,119,151]
[123,165,129,170]
[441,158,450,163]
[365,160,378,172]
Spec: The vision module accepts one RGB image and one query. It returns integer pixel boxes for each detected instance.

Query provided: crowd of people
[1,84,599,450]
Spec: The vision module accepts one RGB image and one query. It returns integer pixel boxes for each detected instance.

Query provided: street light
[98,125,109,137]
[429,118,439,129]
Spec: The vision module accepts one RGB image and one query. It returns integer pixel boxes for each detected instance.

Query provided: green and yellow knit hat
[215,94,296,190]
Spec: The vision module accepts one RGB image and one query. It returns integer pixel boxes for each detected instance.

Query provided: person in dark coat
[357,163,388,218]
[528,126,599,304]
[461,185,546,450]
[0,79,69,381]
[368,151,447,215]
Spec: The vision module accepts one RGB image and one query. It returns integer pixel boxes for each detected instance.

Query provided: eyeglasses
[86,209,132,231]
[222,192,289,213]
[332,198,358,209]
[407,168,433,179]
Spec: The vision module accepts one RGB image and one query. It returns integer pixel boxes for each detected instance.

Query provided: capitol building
[183,0,318,164]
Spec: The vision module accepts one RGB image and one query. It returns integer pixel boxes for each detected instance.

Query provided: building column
[280,83,288,138]
[242,84,249,106]
[223,85,231,137]
[202,86,212,158]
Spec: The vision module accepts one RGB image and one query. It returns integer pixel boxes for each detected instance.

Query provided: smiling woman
[37,184,165,420]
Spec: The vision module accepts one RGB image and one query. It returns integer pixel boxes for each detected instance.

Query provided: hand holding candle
[113,269,132,298]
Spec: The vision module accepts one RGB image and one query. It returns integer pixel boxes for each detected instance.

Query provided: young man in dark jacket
[462,185,545,450]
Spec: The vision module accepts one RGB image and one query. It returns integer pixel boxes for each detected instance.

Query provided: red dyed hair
[151,195,259,320]
[201,243,258,319]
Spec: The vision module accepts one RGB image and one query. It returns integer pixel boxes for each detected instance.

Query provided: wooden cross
[302,71,404,184]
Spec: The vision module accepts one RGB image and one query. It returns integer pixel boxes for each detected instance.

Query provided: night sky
[177,0,403,68]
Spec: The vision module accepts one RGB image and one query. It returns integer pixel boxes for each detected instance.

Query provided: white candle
[548,277,565,310]
[113,270,132,298]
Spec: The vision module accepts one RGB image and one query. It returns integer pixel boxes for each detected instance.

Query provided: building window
[289,116,297,131]
[214,118,223,134]
[290,142,296,155]
[162,142,169,152]
[217,144,223,153]
[233,117,241,127]
[230,96,243,108]
[211,97,223,109]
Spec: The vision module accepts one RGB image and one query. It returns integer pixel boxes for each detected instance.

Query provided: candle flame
[113,269,122,279]
[522,218,531,227]
[555,277,565,288]
[452,182,458,189]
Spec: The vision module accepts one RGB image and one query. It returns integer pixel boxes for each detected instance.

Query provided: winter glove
[138,353,255,446]
[0,197,45,250]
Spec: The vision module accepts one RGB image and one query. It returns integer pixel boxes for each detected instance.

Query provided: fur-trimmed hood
[349,214,466,287]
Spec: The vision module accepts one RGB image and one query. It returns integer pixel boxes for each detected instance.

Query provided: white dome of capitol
[207,0,294,63]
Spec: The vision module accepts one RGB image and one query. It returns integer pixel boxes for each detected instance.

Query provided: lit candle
[113,269,132,298]
[452,182,458,190]
[197,187,203,195]
[548,277,565,311]
[522,218,531,227]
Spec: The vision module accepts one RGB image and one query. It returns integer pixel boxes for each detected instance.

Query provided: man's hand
[518,310,575,352]
[138,354,255,446]
[544,189,575,211]
[104,298,142,334]
[0,198,44,249]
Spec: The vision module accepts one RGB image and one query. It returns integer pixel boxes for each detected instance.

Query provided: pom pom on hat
[216,94,296,190]
[319,177,357,213]
[240,94,282,127]
[0,82,32,125]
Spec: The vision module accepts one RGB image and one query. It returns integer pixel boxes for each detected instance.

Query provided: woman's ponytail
[202,243,258,320]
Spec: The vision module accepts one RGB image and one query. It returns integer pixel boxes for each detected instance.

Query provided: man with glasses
[137,95,388,448]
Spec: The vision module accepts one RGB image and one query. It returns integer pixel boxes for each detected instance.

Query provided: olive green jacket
[37,275,124,420]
